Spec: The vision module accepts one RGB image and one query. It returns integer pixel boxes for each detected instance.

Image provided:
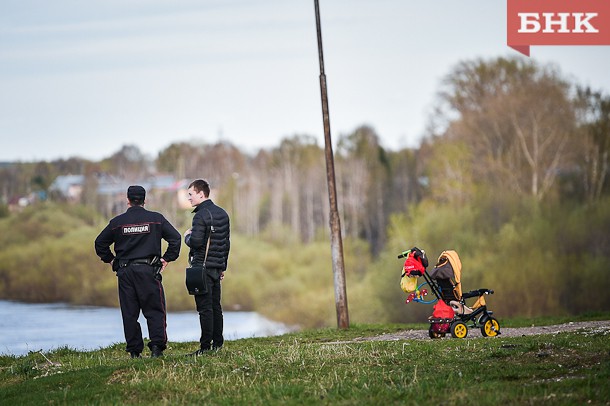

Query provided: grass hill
[1,316,609,405]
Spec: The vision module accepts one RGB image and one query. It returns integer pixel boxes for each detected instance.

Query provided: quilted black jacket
[186,199,230,270]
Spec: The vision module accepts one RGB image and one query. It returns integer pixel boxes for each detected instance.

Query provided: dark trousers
[194,270,224,350]
[117,264,167,354]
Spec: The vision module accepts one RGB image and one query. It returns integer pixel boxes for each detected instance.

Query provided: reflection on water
[0,300,292,356]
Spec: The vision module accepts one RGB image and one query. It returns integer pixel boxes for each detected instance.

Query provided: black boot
[150,345,164,358]
[188,348,208,356]
[130,352,141,359]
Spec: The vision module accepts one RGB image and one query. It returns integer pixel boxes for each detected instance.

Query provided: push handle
[397,249,412,259]
[462,288,494,299]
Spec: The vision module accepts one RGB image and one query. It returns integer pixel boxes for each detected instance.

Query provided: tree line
[2,58,608,258]
[1,56,609,325]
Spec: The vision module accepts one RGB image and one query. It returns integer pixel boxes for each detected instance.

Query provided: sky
[1,0,610,162]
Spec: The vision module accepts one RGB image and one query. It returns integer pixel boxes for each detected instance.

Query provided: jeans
[194,269,224,350]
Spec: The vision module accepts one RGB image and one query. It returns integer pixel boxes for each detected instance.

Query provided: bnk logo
[518,13,599,33]
[507,0,610,56]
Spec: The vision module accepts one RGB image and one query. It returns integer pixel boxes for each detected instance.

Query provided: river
[0,300,292,356]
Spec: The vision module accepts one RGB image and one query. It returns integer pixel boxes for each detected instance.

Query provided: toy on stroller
[399,247,501,339]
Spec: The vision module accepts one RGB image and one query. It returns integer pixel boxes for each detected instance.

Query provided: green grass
[1,319,609,405]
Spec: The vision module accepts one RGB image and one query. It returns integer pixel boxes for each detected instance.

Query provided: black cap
[127,185,146,202]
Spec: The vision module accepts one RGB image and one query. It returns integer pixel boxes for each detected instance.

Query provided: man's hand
[220,271,225,281]
[160,258,168,272]
[184,228,192,238]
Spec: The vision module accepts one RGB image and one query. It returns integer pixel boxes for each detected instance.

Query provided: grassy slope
[1,317,609,405]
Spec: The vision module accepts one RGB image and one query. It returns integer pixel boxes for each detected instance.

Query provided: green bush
[1,198,609,329]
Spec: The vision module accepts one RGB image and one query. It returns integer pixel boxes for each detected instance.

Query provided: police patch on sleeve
[122,223,151,235]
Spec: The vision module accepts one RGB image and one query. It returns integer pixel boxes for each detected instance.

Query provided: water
[0,300,292,356]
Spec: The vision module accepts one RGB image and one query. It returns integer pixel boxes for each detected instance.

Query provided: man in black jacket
[95,185,181,358]
[184,179,230,354]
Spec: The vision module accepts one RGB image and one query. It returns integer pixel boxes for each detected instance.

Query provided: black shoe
[150,345,164,358]
[130,352,141,359]
[188,348,208,356]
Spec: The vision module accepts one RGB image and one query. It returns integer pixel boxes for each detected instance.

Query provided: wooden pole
[313,0,349,329]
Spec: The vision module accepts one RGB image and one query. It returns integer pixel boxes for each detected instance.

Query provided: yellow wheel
[450,321,468,338]
[481,317,500,337]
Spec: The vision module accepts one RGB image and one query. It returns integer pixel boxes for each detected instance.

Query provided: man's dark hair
[189,179,210,198]
[129,197,144,206]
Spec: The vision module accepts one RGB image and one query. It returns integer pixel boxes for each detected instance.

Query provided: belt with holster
[118,256,160,268]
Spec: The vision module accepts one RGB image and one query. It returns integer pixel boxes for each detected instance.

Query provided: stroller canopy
[428,250,463,300]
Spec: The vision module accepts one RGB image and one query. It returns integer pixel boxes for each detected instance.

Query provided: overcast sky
[1,0,609,162]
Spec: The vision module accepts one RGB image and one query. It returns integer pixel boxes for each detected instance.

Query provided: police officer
[95,185,181,358]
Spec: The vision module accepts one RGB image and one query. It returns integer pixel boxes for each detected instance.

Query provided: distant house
[49,174,85,202]
[7,193,37,212]
[96,174,179,197]
[48,173,191,215]
[96,174,186,216]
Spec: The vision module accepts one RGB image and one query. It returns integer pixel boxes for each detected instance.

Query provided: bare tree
[101,145,151,180]
[435,57,575,202]
[576,87,610,203]
[337,126,390,255]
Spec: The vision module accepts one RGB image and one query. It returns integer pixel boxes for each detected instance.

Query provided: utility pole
[313,0,349,329]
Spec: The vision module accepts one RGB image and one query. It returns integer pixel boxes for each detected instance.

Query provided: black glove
[410,247,429,268]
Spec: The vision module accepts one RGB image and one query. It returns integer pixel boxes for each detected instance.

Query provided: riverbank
[0,300,293,356]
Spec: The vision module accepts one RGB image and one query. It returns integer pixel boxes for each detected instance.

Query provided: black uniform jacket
[185,199,230,270]
[94,206,181,263]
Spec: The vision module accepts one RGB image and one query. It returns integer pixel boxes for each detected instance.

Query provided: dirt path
[344,320,610,342]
